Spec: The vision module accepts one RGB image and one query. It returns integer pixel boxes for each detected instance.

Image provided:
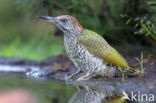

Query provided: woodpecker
[39,15,140,81]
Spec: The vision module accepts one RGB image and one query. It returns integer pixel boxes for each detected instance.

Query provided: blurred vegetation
[122,0,156,47]
[0,0,155,60]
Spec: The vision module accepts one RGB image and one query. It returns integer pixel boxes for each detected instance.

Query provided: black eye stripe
[60,19,67,23]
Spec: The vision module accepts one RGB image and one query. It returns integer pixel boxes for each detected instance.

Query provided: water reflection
[0,73,76,103]
[69,86,129,103]
[0,73,155,103]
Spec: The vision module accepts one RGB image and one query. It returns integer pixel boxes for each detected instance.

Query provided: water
[0,73,126,103]
[0,73,76,103]
[0,71,155,103]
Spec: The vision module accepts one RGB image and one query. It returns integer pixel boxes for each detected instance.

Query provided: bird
[39,15,141,81]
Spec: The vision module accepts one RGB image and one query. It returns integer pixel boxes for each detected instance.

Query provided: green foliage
[123,0,156,41]
[0,35,64,60]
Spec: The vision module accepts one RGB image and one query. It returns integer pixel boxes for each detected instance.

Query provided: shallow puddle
[0,73,76,103]
[0,66,155,103]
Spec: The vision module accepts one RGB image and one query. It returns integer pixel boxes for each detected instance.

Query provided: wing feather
[77,29,130,69]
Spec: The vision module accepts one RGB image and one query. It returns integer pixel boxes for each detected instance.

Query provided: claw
[64,70,81,80]
[64,75,72,80]
[76,73,92,81]
[65,74,76,80]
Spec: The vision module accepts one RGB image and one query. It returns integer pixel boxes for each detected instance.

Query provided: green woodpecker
[39,15,139,81]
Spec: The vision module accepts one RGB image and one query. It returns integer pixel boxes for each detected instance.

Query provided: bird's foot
[64,75,73,80]
[126,68,146,78]
[65,70,81,80]
[121,72,126,82]
[76,73,92,81]
[136,71,146,77]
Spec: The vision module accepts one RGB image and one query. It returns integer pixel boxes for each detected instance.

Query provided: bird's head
[39,15,83,36]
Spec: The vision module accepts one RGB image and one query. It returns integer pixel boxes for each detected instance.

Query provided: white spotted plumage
[64,33,116,78]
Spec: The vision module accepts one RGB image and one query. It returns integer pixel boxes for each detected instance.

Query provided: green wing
[77,29,130,69]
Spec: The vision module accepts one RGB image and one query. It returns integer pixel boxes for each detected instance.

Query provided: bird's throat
[64,28,84,39]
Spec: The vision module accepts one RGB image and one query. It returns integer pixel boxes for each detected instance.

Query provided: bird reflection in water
[68,86,129,103]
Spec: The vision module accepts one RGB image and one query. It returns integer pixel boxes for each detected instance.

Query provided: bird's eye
[60,19,67,23]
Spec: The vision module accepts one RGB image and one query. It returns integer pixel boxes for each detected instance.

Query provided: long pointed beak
[38,16,55,22]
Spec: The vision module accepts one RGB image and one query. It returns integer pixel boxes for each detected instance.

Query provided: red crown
[57,15,83,29]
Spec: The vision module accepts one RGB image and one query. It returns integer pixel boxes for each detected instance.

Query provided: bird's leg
[65,69,81,80]
[76,71,93,81]
[118,67,126,82]
[121,72,125,82]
